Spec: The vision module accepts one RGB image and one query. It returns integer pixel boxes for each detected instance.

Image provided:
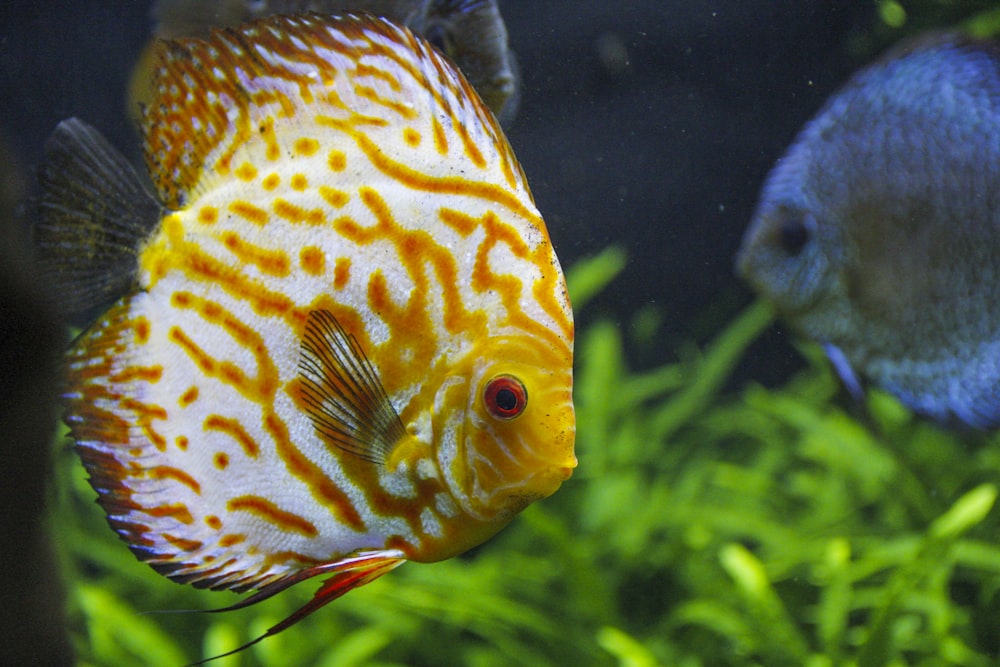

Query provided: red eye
[483,375,528,420]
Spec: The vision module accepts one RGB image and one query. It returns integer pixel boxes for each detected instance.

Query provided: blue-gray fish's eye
[778,212,811,256]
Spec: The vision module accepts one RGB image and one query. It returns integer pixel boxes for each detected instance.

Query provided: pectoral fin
[299,309,407,464]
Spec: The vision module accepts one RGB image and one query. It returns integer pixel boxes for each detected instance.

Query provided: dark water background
[0,2,987,663]
[1,1,884,379]
[7,2,981,378]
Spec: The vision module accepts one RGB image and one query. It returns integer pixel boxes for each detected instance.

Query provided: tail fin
[35,118,162,322]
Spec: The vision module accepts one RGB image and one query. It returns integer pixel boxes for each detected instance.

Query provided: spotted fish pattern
[131,0,520,127]
[39,12,574,654]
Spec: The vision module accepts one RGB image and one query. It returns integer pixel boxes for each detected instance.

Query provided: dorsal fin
[141,11,515,209]
[35,118,162,322]
[299,309,407,464]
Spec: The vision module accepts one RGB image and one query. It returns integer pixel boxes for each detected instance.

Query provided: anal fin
[186,550,406,666]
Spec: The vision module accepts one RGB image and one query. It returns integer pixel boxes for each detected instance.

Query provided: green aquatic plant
[54,247,1000,665]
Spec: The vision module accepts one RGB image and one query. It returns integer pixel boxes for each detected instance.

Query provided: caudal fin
[35,118,162,322]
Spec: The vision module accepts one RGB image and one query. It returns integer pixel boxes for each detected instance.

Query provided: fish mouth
[536,425,577,489]
[735,240,830,317]
[526,455,577,498]
[491,462,574,520]
[553,449,578,481]
[461,434,576,522]
[539,460,575,485]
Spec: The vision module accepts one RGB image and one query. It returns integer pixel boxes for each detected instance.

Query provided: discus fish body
[37,12,573,658]
[736,34,1000,428]
[132,0,519,123]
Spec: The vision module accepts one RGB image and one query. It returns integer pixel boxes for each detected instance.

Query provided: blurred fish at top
[130,0,519,123]
[736,33,1000,429]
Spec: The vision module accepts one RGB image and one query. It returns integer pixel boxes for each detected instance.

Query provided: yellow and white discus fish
[142,0,520,122]
[36,11,574,659]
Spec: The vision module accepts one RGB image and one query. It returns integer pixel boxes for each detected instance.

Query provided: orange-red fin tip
[299,309,407,464]
[185,551,405,666]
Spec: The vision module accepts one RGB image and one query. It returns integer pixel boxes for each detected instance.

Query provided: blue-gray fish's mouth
[736,227,832,317]
[734,227,787,303]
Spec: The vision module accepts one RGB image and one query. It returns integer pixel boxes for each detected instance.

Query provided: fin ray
[299,310,407,464]
[35,118,162,321]
[185,550,405,667]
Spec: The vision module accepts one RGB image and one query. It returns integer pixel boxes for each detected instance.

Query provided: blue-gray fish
[736,33,1000,428]
[143,0,519,122]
